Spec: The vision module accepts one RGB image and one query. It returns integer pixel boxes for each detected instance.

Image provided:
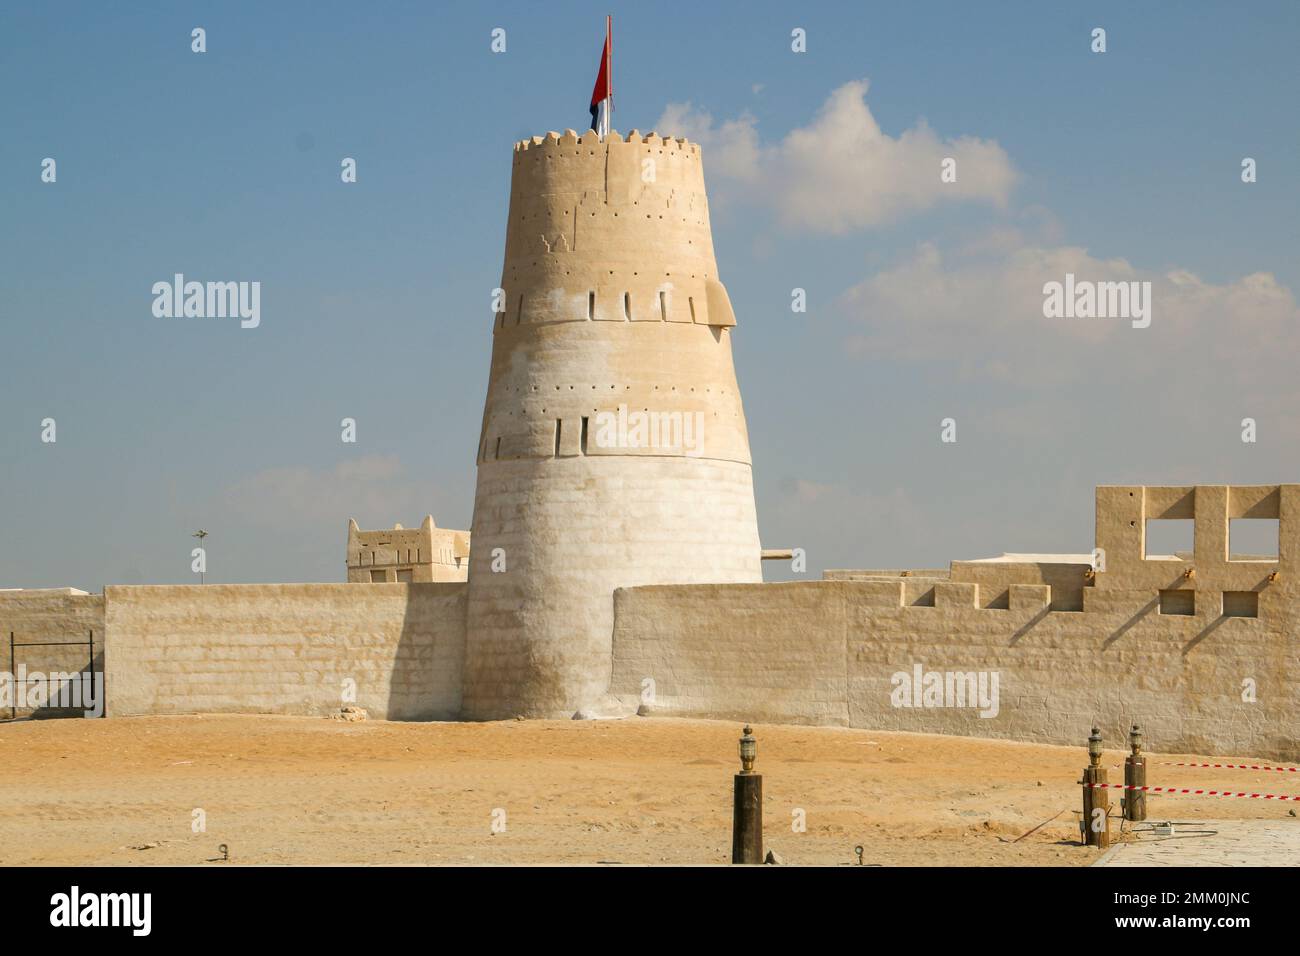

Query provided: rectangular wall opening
[904,581,935,607]
[659,291,667,321]
[981,588,1010,610]
[1158,589,1195,616]
[1229,518,1279,561]
[553,419,561,457]
[587,291,595,320]
[580,416,589,454]
[1222,591,1259,618]
[1145,519,1194,560]
[623,292,631,320]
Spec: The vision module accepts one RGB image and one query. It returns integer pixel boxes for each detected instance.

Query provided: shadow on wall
[385,583,467,720]
[5,632,103,720]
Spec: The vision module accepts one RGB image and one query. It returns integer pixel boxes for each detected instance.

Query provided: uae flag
[589,16,613,137]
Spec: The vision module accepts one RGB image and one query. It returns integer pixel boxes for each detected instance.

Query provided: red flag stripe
[590,17,612,109]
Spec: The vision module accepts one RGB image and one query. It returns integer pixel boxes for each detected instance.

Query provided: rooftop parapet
[513,129,699,154]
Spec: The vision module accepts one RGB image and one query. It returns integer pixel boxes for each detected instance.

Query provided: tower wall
[463,130,763,719]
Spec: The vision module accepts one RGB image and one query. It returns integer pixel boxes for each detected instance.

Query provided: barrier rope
[1158,761,1298,773]
[1085,782,1300,801]
[1110,761,1300,774]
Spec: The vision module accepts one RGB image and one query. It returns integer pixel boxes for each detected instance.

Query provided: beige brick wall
[612,583,850,726]
[610,579,1300,761]
[104,583,466,720]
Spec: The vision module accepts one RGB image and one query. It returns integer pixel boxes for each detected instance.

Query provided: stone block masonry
[104,583,466,720]
[608,486,1300,763]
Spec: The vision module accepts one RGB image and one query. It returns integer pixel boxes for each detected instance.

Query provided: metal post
[88,629,102,718]
[731,724,763,864]
[1080,726,1110,848]
[1123,723,1146,821]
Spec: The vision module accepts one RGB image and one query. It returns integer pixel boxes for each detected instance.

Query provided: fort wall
[608,485,1300,761]
[7,485,1295,764]
[103,583,466,720]
[608,579,1299,760]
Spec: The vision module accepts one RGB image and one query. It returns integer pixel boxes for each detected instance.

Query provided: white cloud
[657,79,1016,233]
[839,230,1300,408]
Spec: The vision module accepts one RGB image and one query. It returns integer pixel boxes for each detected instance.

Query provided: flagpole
[590,15,614,140]
[607,15,613,136]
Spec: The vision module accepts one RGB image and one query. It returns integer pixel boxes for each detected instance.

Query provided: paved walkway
[1096,820,1300,866]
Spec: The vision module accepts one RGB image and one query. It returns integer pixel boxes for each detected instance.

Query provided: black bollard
[1079,726,1111,848]
[1123,724,1147,822]
[731,724,763,864]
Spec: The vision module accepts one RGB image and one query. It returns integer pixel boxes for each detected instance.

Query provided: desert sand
[0,714,1292,866]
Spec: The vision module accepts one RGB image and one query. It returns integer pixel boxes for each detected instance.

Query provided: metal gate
[5,630,103,719]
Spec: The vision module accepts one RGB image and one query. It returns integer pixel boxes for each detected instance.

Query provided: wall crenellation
[513,129,698,154]
[604,484,1299,758]
[9,482,1297,760]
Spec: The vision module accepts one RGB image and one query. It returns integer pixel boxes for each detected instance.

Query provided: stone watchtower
[463,129,763,719]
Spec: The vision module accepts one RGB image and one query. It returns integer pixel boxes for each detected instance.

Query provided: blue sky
[3,1,1298,588]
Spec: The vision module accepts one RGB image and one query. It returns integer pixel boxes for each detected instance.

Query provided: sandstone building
[346,517,469,583]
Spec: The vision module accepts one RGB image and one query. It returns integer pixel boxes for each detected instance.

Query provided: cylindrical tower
[463,129,762,719]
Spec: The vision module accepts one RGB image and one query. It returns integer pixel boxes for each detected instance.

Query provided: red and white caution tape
[1159,762,1298,773]
[1110,761,1300,774]
[1086,782,1300,801]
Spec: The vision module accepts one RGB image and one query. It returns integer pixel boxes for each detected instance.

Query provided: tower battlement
[501,130,718,314]
[512,129,699,153]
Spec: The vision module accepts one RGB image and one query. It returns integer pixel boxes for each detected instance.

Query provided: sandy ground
[0,714,1294,866]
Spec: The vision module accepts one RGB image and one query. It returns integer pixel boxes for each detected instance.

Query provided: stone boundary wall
[104,583,466,720]
[609,580,1300,761]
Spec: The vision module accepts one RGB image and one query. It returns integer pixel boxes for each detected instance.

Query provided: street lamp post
[192,530,208,584]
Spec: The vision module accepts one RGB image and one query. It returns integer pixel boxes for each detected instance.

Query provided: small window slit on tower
[623,292,631,320]
[688,296,696,321]
[554,419,562,457]
[580,416,589,454]
[659,291,667,320]
[587,291,595,320]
